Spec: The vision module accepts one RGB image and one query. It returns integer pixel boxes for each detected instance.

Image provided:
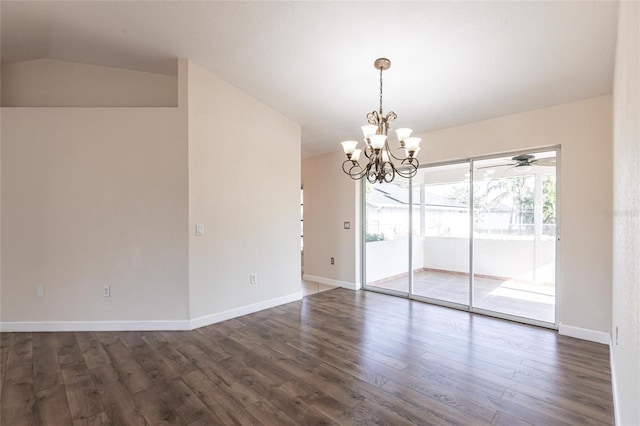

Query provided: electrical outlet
[103,285,111,297]
[250,273,258,284]
[36,285,45,298]
[330,257,335,265]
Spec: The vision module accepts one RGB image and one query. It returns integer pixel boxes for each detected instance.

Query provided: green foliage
[443,172,557,235]
[542,175,556,224]
[365,232,386,242]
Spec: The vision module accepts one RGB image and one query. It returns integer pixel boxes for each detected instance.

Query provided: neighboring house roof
[366,185,515,213]
[366,185,468,209]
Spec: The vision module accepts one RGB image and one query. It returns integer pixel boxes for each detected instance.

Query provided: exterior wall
[611,2,640,424]
[186,60,302,321]
[365,238,424,284]
[423,236,554,282]
[1,59,177,107]
[365,236,554,285]
[422,236,470,275]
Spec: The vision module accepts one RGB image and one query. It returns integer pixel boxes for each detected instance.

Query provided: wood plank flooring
[1,289,614,425]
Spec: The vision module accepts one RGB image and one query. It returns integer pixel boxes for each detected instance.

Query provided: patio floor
[368,269,555,324]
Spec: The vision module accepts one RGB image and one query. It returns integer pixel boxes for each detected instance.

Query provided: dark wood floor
[1,288,614,425]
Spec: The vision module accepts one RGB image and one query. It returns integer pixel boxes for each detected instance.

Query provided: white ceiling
[1,1,619,157]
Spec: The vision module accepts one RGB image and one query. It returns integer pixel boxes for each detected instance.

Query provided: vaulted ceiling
[1,1,619,157]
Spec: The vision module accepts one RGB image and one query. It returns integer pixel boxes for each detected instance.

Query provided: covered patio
[369,269,555,324]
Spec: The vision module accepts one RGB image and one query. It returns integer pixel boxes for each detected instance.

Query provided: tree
[442,172,556,236]
[542,175,556,224]
[484,176,534,234]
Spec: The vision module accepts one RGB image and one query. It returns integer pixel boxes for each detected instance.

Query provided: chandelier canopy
[341,58,421,184]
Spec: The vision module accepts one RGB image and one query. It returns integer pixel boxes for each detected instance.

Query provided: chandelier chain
[379,67,383,115]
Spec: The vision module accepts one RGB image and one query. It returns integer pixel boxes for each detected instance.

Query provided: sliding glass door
[364,177,411,295]
[412,163,470,306]
[472,151,557,323]
[362,148,558,327]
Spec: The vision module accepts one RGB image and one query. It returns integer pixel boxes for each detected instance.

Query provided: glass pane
[365,177,410,294]
[472,150,556,323]
[412,163,471,305]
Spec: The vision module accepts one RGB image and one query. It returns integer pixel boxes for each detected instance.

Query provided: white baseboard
[0,291,303,332]
[189,291,302,329]
[558,323,611,345]
[0,320,191,332]
[303,274,360,290]
[610,347,620,426]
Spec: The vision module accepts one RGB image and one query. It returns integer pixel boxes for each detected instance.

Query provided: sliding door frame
[360,177,411,298]
[361,145,561,330]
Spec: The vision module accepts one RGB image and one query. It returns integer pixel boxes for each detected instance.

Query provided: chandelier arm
[387,147,403,162]
[363,144,373,159]
[385,141,406,162]
[402,157,420,168]
[367,169,378,184]
[342,159,356,174]
[348,170,369,181]
[395,158,420,179]
[395,167,418,179]
[350,169,370,181]
[385,111,397,123]
[342,160,369,180]
[364,160,376,182]
[383,161,396,183]
[367,111,381,127]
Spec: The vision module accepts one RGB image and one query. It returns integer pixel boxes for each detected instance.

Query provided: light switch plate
[36,285,44,298]
[196,224,205,236]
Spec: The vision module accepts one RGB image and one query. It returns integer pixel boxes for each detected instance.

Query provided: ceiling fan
[478,154,556,172]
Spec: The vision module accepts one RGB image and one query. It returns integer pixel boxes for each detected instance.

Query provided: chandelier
[341,58,421,183]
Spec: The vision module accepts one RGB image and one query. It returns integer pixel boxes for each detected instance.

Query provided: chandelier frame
[341,58,421,184]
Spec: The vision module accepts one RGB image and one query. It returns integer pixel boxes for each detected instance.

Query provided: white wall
[1,107,190,323]
[1,59,178,107]
[414,95,613,335]
[422,236,470,274]
[424,237,555,282]
[186,60,302,321]
[1,58,303,330]
[611,2,640,425]
[305,96,612,336]
[365,236,554,285]
[302,151,360,289]
[365,238,424,284]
